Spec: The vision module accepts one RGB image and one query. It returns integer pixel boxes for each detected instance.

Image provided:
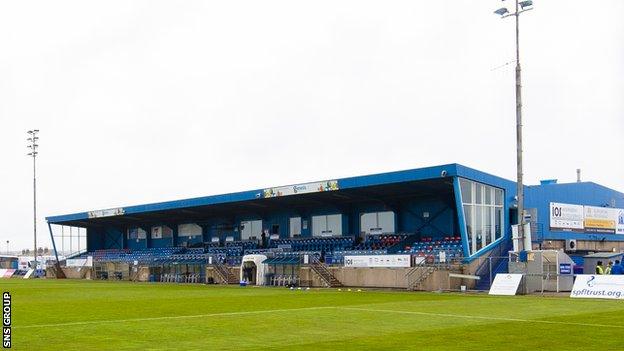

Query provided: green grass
[3,279,624,350]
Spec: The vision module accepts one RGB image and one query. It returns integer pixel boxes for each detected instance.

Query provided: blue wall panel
[103,227,124,250]
[151,238,173,248]
[526,182,624,241]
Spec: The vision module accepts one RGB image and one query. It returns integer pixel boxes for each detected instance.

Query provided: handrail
[65,249,88,260]
[474,239,511,278]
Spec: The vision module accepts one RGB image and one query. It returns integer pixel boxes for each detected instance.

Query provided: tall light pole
[494,0,533,249]
[5,240,8,255]
[27,129,39,274]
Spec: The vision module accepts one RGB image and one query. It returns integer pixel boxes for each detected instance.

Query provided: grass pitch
[4,279,624,350]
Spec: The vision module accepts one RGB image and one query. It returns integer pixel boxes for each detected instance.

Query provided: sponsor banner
[0,269,16,278]
[559,263,572,275]
[263,180,339,198]
[549,202,624,234]
[88,207,124,218]
[571,275,624,300]
[489,274,523,296]
[549,202,584,232]
[618,209,624,235]
[344,255,411,268]
[584,206,617,234]
[66,256,93,267]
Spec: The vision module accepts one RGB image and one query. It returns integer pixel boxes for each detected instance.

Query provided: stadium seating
[352,234,408,251]
[397,236,464,263]
[269,237,354,252]
[82,234,464,268]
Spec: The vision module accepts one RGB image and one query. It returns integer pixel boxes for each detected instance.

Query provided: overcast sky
[1,0,623,252]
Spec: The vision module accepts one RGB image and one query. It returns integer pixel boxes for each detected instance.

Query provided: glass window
[312,214,342,237]
[311,216,326,237]
[360,213,377,234]
[127,228,138,240]
[459,179,505,256]
[485,208,492,247]
[495,207,503,239]
[475,206,483,251]
[360,211,395,234]
[241,220,262,240]
[178,223,201,237]
[378,211,395,234]
[463,204,473,253]
[460,179,472,203]
[475,184,483,204]
[327,214,342,236]
[289,217,301,237]
[495,189,503,206]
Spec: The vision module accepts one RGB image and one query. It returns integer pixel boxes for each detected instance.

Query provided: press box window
[360,211,395,234]
[240,220,262,240]
[312,214,342,237]
[289,217,302,237]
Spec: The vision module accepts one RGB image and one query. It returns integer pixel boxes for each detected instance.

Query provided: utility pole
[494,0,533,249]
[27,129,39,274]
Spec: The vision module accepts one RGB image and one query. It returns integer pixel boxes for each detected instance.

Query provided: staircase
[49,262,67,279]
[213,261,237,284]
[406,265,436,290]
[309,256,343,287]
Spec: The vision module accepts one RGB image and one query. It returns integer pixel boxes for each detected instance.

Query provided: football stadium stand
[45,163,624,290]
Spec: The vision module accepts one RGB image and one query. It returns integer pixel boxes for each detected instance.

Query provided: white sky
[1,0,623,251]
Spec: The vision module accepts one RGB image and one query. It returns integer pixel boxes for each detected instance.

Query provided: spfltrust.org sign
[570,275,624,300]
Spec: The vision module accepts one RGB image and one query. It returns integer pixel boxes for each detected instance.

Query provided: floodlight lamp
[494,7,509,16]
[519,0,533,9]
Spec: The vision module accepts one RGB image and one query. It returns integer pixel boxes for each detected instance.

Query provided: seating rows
[353,234,408,251]
[270,237,354,252]
[83,234,464,266]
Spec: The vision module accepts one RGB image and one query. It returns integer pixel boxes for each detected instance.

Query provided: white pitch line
[337,307,624,329]
[15,306,335,329]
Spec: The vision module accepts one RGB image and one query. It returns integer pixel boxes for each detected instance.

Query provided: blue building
[46,163,624,269]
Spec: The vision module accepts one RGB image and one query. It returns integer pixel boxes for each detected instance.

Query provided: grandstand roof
[46,163,515,227]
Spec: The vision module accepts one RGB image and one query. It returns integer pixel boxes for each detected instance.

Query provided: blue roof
[46,163,515,224]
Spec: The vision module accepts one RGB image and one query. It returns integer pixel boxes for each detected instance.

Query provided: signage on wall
[559,263,572,275]
[584,206,617,234]
[344,255,411,268]
[549,203,584,232]
[549,202,624,234]
[263,180,339,198]
[88,207,125,218]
